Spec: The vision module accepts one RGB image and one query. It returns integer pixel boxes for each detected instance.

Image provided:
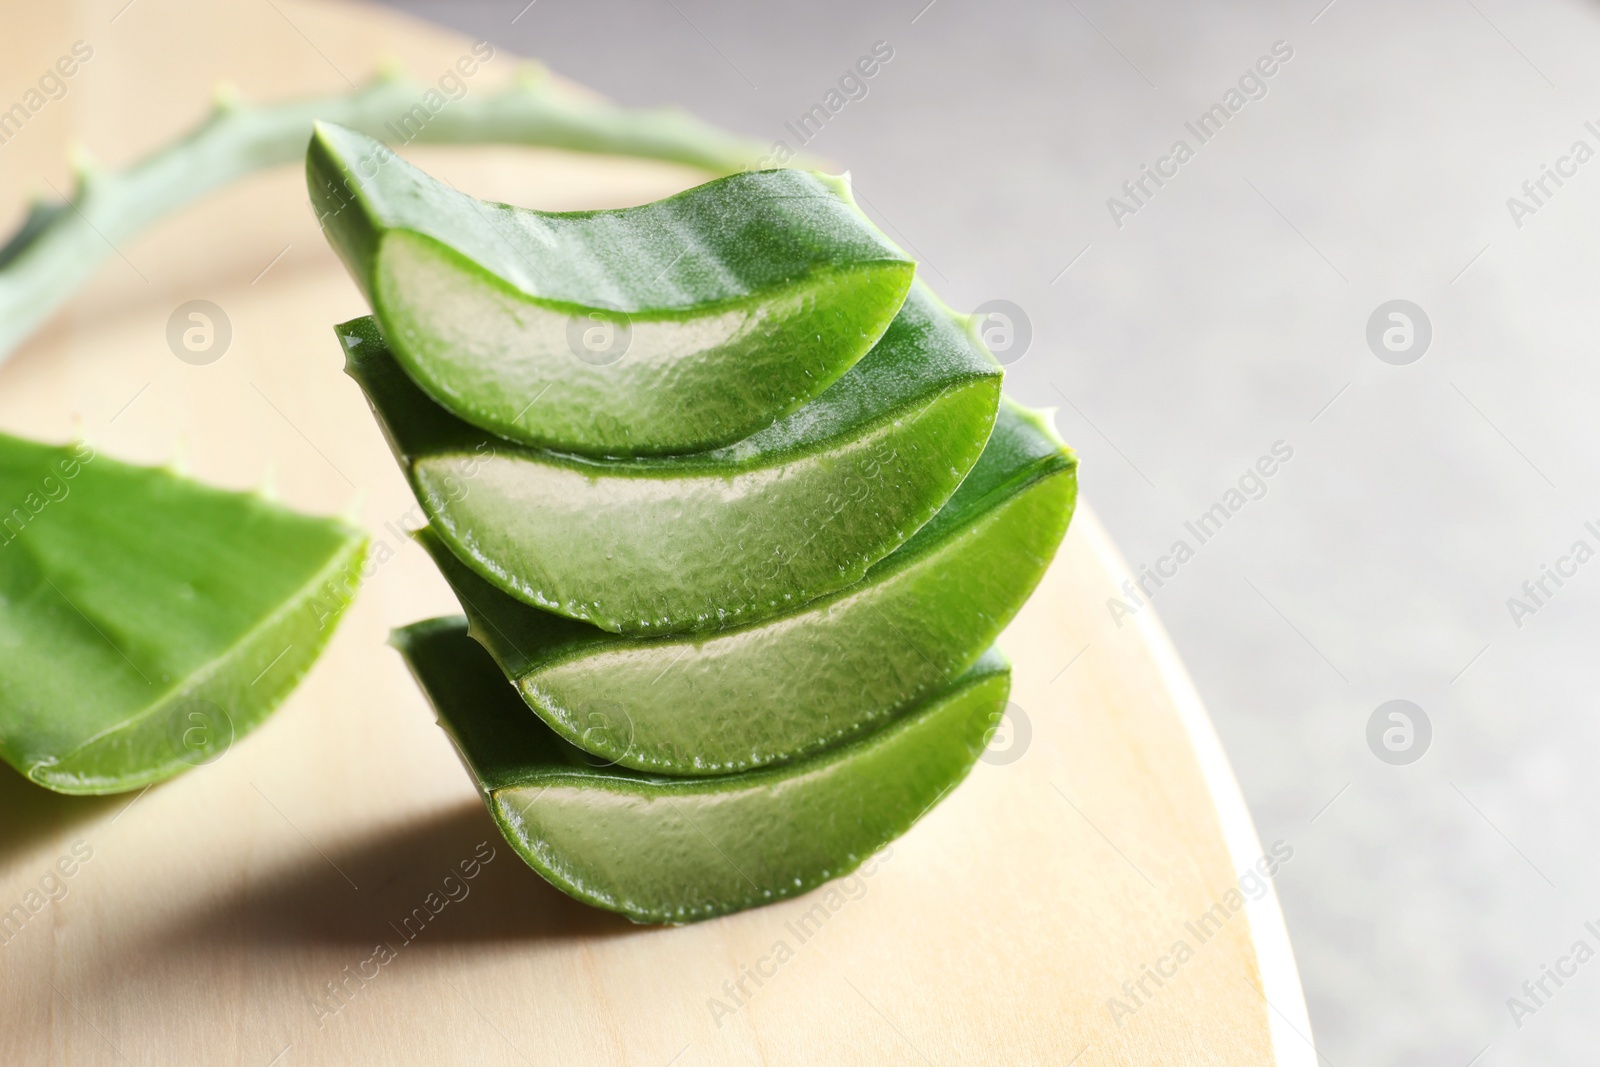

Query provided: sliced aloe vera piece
[394,616,1007,923]
[342,283,1002,634]
[0,435,367,794]
[424,399,1073,774]
[308,122,915,456]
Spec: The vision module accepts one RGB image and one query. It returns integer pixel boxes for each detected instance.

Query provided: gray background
[383,1,1600,1061]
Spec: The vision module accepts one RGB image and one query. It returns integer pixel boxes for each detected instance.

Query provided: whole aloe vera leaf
[424,399,1074,775]
[0,435,367,794]
[393,616,1008,924]
[341,283,1002,634]
[308,123,915,456]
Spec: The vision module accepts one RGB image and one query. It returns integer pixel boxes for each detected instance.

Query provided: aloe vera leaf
[309,123,915,456]
[393,615,1008,924]
[0,70,773,367]
[0,435,367,794]
[341,282,1002,634]
[423,399,1074,775]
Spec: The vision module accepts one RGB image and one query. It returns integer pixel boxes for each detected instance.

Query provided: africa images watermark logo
[1504,519,1600,630]
[379,42,496,146]
[1107,441,1294,626]
[0,41,94,148]
[166,698,234,767]
[705,847,894,1027]
[308,42,496,236]
[1365,300,1431,366]
[749,41,895,169]
[0,441,96,548]
[1105,840,1295,1027]
[308,840,498,1027]
[1106,40,1294,229]
[1366,700,1430,766]
[167,300,232,364]
[565,306,631,365]
[1,841,95,947]
[1504,119,1600,229]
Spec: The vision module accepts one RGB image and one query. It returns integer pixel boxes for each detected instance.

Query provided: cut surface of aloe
[425,399,1073,774]
[342,283,1002,634]
[0,435,367,794]
[394,616,1007,924]
[308,122,914,456]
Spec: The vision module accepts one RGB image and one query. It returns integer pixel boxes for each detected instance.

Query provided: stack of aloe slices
[311,122,1078,923]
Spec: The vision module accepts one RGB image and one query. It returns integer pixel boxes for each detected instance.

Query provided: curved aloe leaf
[424,399,1074,774]
[0,435,366,794]
[342,283,1001,634]
[310,123,914,456]
[0,70,775,371]
[394,616,1007,924]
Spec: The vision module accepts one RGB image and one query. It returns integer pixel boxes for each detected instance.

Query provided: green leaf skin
[422,399,1074,775]
[393,616,1008,924]
[308,122,915,456]
[0,435,367,794]
[341,283,1002,635]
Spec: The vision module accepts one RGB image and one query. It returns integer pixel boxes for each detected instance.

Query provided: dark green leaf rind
[393,616,1008,924]
[424,398,1074,774]
[342,283,1002,634]
[0,435,368,794]
[308,122,915,456]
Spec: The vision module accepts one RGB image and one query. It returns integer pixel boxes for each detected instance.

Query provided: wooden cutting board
[0,2,1313,1063]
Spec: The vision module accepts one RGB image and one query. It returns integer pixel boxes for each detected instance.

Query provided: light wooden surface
[0,2,1312,1063]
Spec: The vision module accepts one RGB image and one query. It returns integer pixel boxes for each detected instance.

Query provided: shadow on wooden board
[181,799,645,949]
[0,761,120,861]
